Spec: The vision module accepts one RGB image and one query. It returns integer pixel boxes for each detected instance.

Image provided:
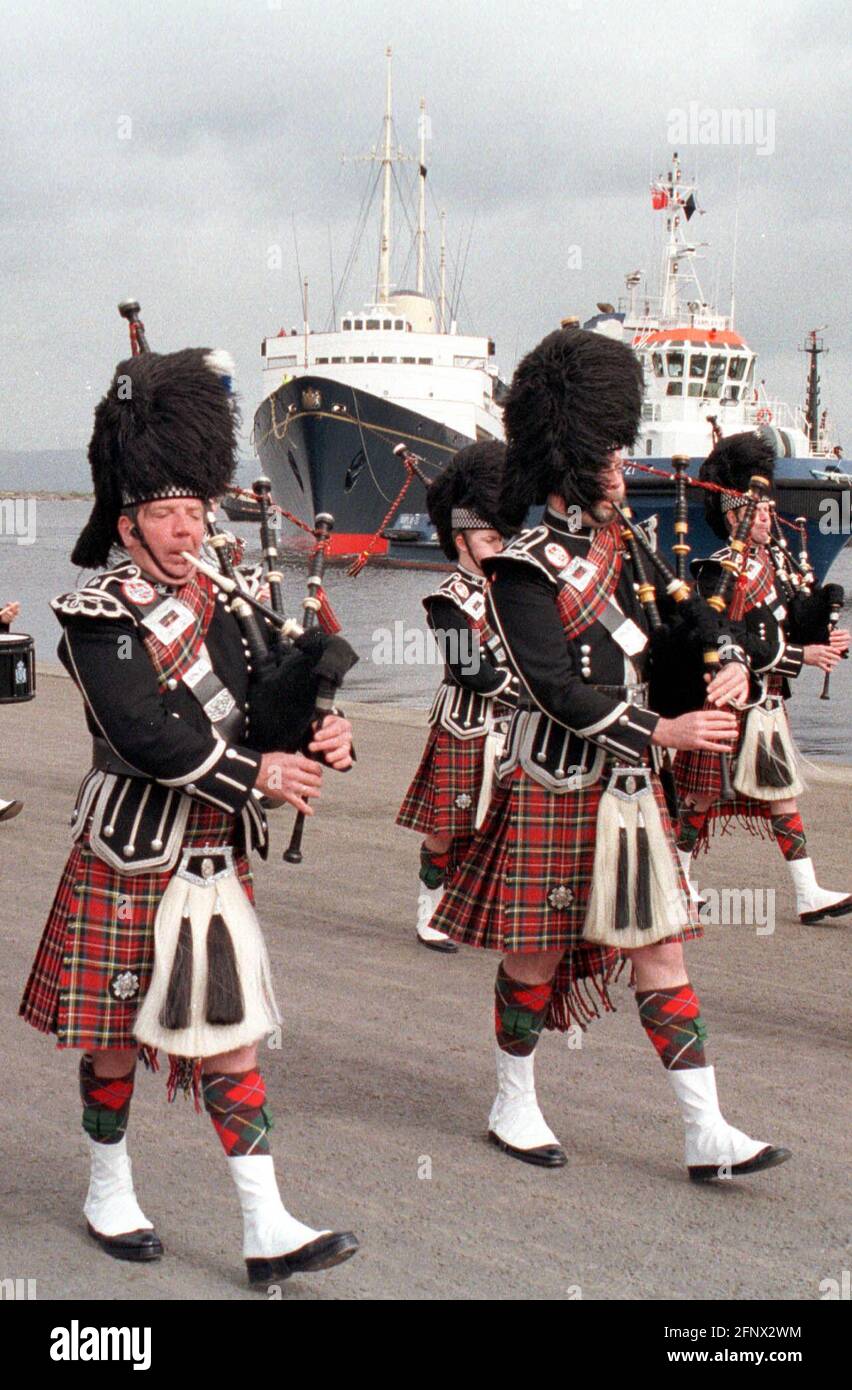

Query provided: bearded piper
[20,346,360,1286]
[429,328,791,1181]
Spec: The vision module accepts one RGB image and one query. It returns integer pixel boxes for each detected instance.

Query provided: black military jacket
[53,560,319,873]
[483,506,677,790]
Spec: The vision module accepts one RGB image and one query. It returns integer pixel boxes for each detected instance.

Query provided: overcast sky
[1,0,849,456]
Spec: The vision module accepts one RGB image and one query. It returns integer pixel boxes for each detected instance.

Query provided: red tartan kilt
[396,726,484,837]
[431,767,702,956]
[19,803,253,1051]
[674,706,746,801]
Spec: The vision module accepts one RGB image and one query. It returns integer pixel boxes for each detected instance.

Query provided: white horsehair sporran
[583,766,690,949]
[134,846,281,1057]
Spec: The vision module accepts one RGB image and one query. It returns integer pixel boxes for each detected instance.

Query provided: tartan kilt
[673,704,746,802]
[674,708,776,849]
[396,727,484,838]
[430,766,701,1030]
[19,802,253,1051]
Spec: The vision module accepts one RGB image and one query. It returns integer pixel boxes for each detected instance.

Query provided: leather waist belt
[593,682,649,707]
[91,738,148,779]
[516,682,649,714]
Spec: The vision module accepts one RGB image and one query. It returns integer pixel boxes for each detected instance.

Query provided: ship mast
[801,328,827,453]
[656,151,706,323]
[378,45,393,305]
[416,97,427,295]
[439,210,447,333]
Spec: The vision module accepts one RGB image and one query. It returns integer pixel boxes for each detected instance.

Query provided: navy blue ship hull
[253,377,848,579]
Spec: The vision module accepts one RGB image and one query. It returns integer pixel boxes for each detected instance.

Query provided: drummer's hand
[0,602,20,625]
[704,662,749,707]
[309,714,353,770]
[256,752,322,815]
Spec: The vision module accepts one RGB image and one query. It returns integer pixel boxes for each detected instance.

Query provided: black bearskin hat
[699,431,776,541]
[500,327,643,516]
[426,441,522,562]
[72,348,239,568]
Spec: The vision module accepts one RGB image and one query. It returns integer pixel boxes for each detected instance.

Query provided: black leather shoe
[417,934,459,954]
[86,1221,163,1261]
[688,1145,792,1182]
[0,800,23,823]
[488,1131,568,1168]
[246,1231,360,1287]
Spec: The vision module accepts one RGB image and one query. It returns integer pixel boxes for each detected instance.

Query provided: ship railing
[743,399,805,432]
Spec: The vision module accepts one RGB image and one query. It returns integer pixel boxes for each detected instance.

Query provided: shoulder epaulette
[52,563,143,623]
[424,570,486,621]
[488,526,559,585]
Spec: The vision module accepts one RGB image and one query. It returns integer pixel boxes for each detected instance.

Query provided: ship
[252,66,847,579]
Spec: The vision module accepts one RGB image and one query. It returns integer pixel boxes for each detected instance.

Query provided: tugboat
[586,154,846,577]
[252,47,503,563]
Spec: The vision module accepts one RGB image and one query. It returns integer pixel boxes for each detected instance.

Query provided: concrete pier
[1,673,849,1301]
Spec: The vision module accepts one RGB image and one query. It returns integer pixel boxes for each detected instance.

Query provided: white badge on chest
[141,598,195,644]
[559,556,597,591]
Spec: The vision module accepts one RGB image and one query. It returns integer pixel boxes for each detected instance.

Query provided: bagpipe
[117,300,358,860]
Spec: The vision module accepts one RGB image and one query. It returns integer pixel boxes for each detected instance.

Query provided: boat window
[381,356,396,363]
[706,355,726,398]
[646,439,653,456]
[728,356,747,380]
[331,356,345,363]
[342,320,352,331]
[350,356,364,363]
[689,354,707,379]
[666,382,683,396]
[383,320,392,330]
[726,386,740,401]
[418,357,433,365]
[651,352,664,378]
[366,355,379,362]
[402,356,416,364]
[394,319,404,330]
[666,351,684,378]
[354,321,363,330]
[366,319,380,330]
[688,382,704,397]
[275,356,297,367]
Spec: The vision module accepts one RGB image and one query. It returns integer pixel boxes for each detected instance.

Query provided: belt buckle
[177,845,235,885]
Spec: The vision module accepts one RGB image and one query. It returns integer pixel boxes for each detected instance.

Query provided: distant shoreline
[0,492,92,501]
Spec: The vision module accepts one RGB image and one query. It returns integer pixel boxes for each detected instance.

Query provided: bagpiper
[20,347,360,1286]
[0,599,25,821]
[674,431,851,925]
[430,328,791,1181]
[396,442,523,952]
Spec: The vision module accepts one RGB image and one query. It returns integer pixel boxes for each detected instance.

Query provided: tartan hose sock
[202,1069,273,1156]
[80,1054,135,1145]
[419,843,451,890]
[771,812,807,862]
[636,984,708,1070]
[494,962,553,1056]
[677,810,708,854]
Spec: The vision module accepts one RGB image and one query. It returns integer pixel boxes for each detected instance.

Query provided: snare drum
[0,633,36,703]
